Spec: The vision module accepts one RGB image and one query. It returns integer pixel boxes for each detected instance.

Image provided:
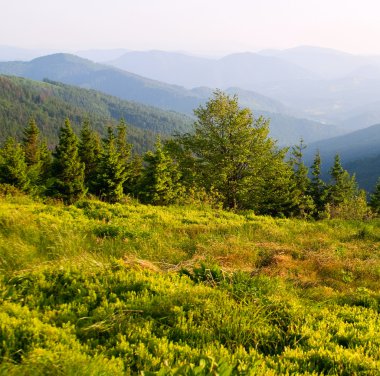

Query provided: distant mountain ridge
[107,50,316,89]
[0,53,342,145]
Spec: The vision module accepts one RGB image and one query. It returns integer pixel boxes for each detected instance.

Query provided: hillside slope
[0,75,192,152]
[304,123,380,164]
[303,123,380,190]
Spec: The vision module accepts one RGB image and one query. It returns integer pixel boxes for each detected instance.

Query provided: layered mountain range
[1,45,380,190]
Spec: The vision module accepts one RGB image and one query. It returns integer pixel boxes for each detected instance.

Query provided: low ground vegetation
[0,195,379,374]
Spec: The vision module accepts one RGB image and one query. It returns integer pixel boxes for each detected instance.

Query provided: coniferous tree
[138,137,183,205]
[116,119,133,194]
[39,139,53,182]
[289,139,314,218]
[116,119,132,164]
[22,118,40,166]
[124,153,143,197]
[0,137,30,191]
[369,178,380,215]
[78,119,102,193]
[252,156,298,217]
[51,119,86,203]
[327,154,358,206]
[96,126,127,203]
[309,150,327,216]
[326,154,368,218]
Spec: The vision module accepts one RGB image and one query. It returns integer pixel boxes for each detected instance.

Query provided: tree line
[1,90,379,218]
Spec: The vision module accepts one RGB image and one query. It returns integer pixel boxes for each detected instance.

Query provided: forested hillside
[0,75,192,152]
[303,123,380,190]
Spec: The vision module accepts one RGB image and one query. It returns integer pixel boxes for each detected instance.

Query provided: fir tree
[124,153,143,197]
[369,178,380,215]
[78,119,102,193]
[0,137,30,191]
[116,118,132,164]
[289,139,314,218]
[327,154,358,206]
[309,150,327,217]
[326,154,368,218]
[22,118,40,166]
[51,119,86,203]
[96,126,127,203]
[139,137,183,205]
[38,139,53,182]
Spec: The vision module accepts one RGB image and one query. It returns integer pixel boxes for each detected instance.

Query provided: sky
[1,0,380,55]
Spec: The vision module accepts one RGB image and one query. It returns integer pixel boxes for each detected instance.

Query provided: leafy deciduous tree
[177,90,293,213]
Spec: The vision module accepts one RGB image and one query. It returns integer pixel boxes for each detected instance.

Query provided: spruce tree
[116,119,133,194]
[139,137,183,205]
[124,153,143,197]
[51,119,86,203]
[79,119,102,193]
[369,178,380,215]
[22,118,40,166]
[327,154,358,206]
[326,154,368,218]
[39,139,53,182]
[0,137,30,191]
[289,139,314,218]
[96,126,127,203]
[309,150,327,217]
[116,119,132,164]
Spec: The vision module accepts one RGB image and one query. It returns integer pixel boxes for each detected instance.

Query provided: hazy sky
[2,0,380,55]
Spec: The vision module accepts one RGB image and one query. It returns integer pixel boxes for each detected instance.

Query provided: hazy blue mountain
[108,50,316,89]
[0,53,342,145]
[255,75,380,127]
[303,123,380,168]
[258,46,370,79]
[106,47,380,131]
[108,50,215,88]
[215,52,316,87]
[345,155,380,192]
[259,45,380,79]
[76,49,129,62]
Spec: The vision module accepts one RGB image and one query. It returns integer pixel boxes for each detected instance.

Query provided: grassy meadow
[0,194,379,375]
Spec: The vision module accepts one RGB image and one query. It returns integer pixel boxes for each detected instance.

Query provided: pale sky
[1,0,380,55]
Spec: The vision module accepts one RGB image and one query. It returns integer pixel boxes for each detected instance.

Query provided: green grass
[0,195,379,374]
